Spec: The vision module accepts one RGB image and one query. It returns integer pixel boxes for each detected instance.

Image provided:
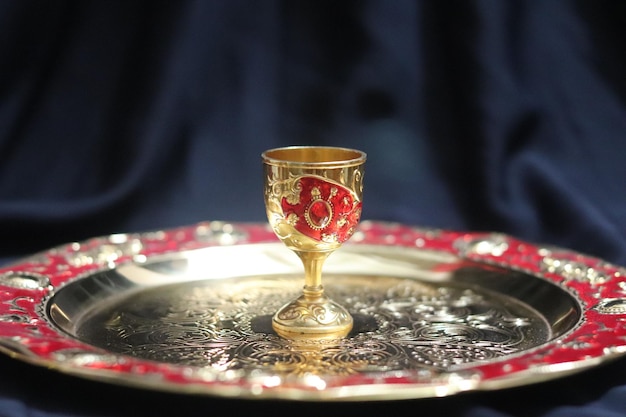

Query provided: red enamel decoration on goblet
[281,176,362,244]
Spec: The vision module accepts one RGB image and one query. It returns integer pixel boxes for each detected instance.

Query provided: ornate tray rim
[0,220,625,401]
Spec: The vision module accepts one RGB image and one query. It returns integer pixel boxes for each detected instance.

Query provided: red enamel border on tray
[0,220,625,400]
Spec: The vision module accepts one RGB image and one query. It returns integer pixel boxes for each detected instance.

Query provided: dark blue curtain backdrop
[1,0,625,263]
[1,1,626,416]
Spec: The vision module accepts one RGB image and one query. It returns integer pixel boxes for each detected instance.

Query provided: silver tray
[0,220,625,401]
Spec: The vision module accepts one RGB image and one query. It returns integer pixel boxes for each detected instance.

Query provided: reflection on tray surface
[48,245,579,377]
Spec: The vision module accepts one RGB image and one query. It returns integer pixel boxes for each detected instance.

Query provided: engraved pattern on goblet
[262,146,366,339]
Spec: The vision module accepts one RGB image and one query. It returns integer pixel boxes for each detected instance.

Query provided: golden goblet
[262,146,366,340]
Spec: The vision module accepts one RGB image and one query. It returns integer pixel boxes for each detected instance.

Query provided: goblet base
[272,293,353,340]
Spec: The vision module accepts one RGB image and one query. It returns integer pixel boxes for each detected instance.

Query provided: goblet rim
[262,146,366,168]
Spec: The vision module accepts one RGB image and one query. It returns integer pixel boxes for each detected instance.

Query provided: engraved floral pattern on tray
[84,275,540,375]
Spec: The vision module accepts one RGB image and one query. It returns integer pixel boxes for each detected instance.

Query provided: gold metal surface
[262,146,366,339]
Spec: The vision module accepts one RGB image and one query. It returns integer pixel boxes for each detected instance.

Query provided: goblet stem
[297,251,330,302]
[272,249,353,340]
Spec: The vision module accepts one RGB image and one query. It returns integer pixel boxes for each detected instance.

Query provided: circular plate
[0,220,625,401]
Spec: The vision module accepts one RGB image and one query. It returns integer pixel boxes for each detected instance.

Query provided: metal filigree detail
[65,235,143,267]
[0,272,49,290]
[455,235,509,257]
[194,222,249,245]
[0,314,30,323]
[275,299,350,326]
[593,299,626,315]
[541,256,610,285]
[267,175,302,206]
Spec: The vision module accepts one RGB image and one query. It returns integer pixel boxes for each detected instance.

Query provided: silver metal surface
[48,244,578,378]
